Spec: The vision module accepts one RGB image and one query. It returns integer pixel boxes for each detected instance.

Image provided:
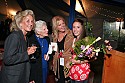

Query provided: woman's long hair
[52,15,69,41]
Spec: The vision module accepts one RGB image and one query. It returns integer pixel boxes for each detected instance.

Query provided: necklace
[41,40,43,48]
[39,38,44,48]
[36,37,44,48]
[35,34,44,48]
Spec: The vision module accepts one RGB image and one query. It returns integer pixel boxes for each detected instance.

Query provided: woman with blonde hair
[52,16,74,83]
[1,9,37,83]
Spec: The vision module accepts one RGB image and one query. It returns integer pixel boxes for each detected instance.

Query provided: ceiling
[93,0,125,7]
[0,0,125,21]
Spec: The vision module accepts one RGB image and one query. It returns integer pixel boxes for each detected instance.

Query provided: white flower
[95,37,101,42]
[104,40,109,44]
[82,45,90,52]
[94,48,100,52]
[96,52,98,56]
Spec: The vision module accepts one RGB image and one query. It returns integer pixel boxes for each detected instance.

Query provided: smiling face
[57,19,66,33]
[72,21,83,39]
[20,14,34,34]
[38,25,48,38]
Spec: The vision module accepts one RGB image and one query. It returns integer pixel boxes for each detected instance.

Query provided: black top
[57,35,67,52]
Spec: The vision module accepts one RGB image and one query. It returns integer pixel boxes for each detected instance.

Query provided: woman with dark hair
[69,19,90,83]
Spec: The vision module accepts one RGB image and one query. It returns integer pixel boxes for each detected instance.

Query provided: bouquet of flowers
[64,36,112,75]
[71,36,102,63]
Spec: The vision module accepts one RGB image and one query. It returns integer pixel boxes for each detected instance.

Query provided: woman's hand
[27,46,37,55]
[44,54,49,61]
[65,61,71,69]
[80,60,89,64]
[71,54,89,64]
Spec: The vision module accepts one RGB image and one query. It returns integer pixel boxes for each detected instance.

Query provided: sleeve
[63,31,73,58]
[3,33,29,66]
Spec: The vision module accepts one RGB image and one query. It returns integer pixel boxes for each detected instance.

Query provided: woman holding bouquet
[69,19,91,83]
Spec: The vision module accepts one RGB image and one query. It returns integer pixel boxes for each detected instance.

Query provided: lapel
[18,30,27,48]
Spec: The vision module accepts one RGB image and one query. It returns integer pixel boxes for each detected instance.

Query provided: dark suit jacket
[0,30,30,83]
[28,33,50,83]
